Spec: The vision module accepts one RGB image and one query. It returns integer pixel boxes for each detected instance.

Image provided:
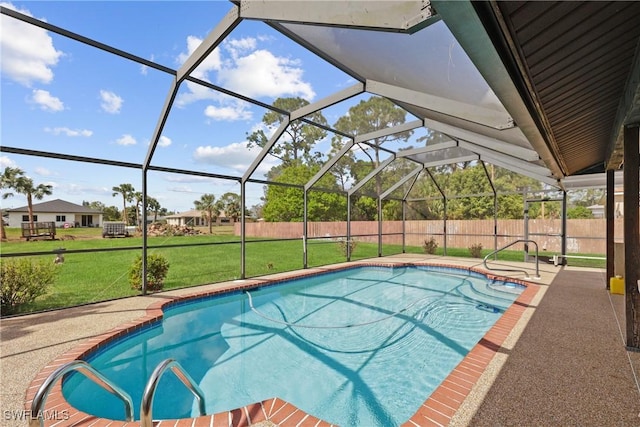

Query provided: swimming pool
[62,265,524,426]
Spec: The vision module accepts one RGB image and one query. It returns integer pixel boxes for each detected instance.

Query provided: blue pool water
[63,265,524,426]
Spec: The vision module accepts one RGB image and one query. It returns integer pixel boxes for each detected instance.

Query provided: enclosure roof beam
[176,6,241,83]
[425,168,446,199]
[144,81,179,170]
[480,160,497,195]
[396,141,458,158]
[481,155,560,188]
[305,140,355,191]
[423,154,479,169]
[423,118,539,161]
[457,140,550,178]
[404,170,422,200]
[291,83,364,121]
[242,118,290,182]
[348,156,396,196]
[354,120,425,144]
[380,165,424,199]
[366,79,514,130]
[238,0,439,34]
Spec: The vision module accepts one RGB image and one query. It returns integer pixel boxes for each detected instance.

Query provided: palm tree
[194,193,218,234]
[133,191,143,230]
[0,167,25,241]
[219,192,241,222]
[147,197,161,222]
[112,184,135,224]
[7,171,53,235]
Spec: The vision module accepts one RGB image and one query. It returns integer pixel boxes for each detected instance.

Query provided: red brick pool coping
[25,262,539,427]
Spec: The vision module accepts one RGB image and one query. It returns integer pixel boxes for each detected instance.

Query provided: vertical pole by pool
[240,181,246,279]
[303,189,308,268]
[142,170,148,295]
[347,193,352,262]
[378,196,382,257]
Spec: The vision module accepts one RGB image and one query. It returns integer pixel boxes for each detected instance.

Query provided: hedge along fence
[237,219,627,255]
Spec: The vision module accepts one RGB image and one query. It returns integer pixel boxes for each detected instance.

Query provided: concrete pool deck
[1,255,638,426]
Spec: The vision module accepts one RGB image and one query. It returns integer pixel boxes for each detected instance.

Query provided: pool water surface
[62,265,524,426]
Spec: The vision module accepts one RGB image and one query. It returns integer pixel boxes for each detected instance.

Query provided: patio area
[2,255,638,426]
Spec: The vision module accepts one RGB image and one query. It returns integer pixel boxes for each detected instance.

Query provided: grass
[0,226,605,315]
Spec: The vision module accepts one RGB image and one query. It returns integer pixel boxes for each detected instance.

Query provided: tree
[218,192,241,222]
[133,192,143,229]
[3,170,54,235]
[567,205,594,219]
[333,96,413,196]
[247,97,328,173]
[194,194,218,234]
[262,164,346,222]
[147,197,161,222]
[250,204,263,220]
[112,184,135,224]
[569,188,605,207]
[83,200,120,222]
[1,167,25,240]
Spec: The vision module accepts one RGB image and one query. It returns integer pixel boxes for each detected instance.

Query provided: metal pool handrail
[29,360,133,427]
[483,239,541,279]
[140,358,206,427]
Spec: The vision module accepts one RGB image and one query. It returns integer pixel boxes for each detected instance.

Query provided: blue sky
[0,0,371,213]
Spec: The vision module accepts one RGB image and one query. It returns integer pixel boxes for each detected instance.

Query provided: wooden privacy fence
[236,219,628,254]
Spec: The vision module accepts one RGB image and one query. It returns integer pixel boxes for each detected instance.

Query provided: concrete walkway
[466,267,640,426]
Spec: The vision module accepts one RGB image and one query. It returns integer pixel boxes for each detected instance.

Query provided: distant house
[5,199,103,228]
[165,209,235,227]
[586,204,605,219]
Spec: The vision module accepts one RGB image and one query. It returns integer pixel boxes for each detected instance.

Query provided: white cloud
[100,90,123,114]
[31,89,64,112]
[204,103,252,121]
[193,141,277,176]
[0,156,18,169]
[164,175,212,183]
[34,166,55,176]
[44,127,93,137]
[175,35,315,117]
[219,49,315,100]
[62,183,112,196]
[158,136,172,147]
[0,2,63,86]
[225,37,257,59]
[115,134,136,146]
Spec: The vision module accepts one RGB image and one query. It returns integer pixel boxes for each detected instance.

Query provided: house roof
[166,209,202,218]
[6,199,102,214]
[166,209,229,218]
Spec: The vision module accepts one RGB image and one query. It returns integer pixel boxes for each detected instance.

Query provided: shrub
[129,253,170,292]
[422,237,438,254]
[469,243,483,258]
[1,258,57,315]
[337,238,357,257]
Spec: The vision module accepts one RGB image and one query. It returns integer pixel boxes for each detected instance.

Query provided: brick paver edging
[25,262,539,427]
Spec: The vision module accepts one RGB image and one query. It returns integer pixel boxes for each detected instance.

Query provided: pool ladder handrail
[140,358,206,427]
[483,239,541,280]
[29,360,134,427]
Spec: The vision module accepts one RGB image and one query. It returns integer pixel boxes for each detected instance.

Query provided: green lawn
[0,227,605,315]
